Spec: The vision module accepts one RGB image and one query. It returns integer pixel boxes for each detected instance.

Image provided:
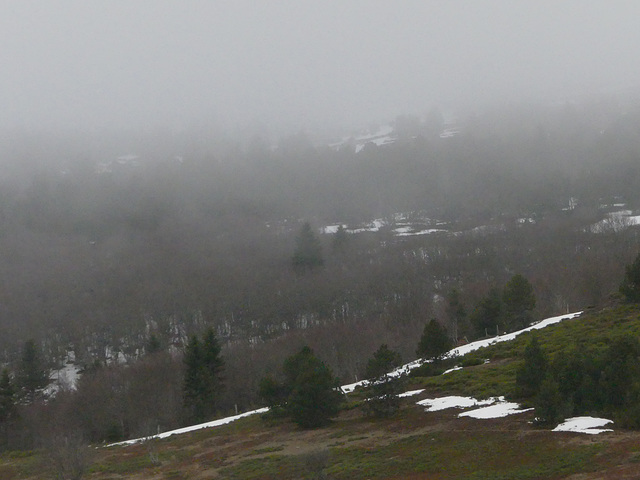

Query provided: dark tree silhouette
[503,274,536,331]
[292,222,324,271]
[183,329,224,423]
[620,252,640,302]
[515,336,547,398]
[16,339,49,403]
[416,319,452,363]
[364,344,405,417]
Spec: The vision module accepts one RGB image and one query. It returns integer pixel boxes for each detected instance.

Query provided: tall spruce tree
[446,288,466,343]
[620,252,640,302]
[364,344,405,417]
[470,288,503,338]
[292,222,324,272]
[416,319,452,363]
[503,274,536,331]
[515,336,547,398]
[284,347,341,428]
[183,328,224,423]
[16,339,49,403]
[0,369,15,424]
[260,346,341,428]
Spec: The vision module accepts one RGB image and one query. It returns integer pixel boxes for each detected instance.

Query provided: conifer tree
[0,369,15,424]
[292,222,324,271]
[183,328,224,423]
[503,274,536,331]
[260,346,340,428]
[620,252,640,302]
[0,369,14,446]
[364,344,405,417]
[416,319,452,363]
[16,339,49,403]
[284,347,341,428]
[470,288,503,338]
[446,288,466,343]
[515,336,547,398]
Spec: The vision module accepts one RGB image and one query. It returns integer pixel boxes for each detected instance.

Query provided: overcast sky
[2,1,640,134]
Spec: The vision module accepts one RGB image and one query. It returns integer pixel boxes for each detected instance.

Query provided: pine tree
[274,346,341,428]
[470,288,503,338]
[16,339,49,403]
[292,222,324,272]
[515,336,547,398]
[0,369,14,447]
[183,329,225,423]
[620,252,640,302]
[146,334,162,355]
[0,369,15,423]
[533,376,564,426]
[331,225,348,252]
[503,274,536,331]
[201,328,224,405]
[446,288,466,343]
[364,344,405,417]
[416,319,452,363]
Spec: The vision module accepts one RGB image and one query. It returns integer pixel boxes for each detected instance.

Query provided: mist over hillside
[2,1,640,457]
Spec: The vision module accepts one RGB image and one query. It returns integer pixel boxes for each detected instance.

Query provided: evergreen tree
[261,346,341,428]
[258,375,289,417]
[503,274,536,331]
[0,369,15,423]
[620,252,640,302]
[183,328,225,423]
[446,288,466,343]
[534,376,564,426]
[364,344,406,417]
[146,334,162,355]
[16,339,49,403]
[201,328,225,404]
[599,335,640,410]
[331,225,348,252]
[292,222,324,271]
[286,348,341,428]
[470,288,503,338]
[0,369,15,446]
[416,319,452,363]
[515,336,547,398]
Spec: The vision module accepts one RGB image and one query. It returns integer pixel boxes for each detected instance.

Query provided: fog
[1,1,640,134]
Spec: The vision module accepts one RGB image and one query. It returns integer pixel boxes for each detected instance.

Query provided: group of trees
[515,334,640,427]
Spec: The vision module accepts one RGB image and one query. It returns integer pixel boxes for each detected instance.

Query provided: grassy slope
[4,305,640,479]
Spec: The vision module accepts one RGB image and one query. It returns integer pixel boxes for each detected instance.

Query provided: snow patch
[108,407,270,446]
[552,416,613,435]
[398,389,425,398]
[417,395,496,412]
[459,402,532,419]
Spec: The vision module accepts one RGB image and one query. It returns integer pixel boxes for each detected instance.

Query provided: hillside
[5,304,640,479]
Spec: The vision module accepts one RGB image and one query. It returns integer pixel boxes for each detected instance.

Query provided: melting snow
[442,366,462,375]
[418,395,531,419]
[459,401,532,419]
[552,416,613,435]
[417,395,496,412]
[108,407,270,446]
[398,389,425,398]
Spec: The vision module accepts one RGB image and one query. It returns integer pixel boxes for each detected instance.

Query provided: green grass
[220,431,603,480]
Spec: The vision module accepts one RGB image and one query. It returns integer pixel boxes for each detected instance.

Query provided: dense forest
[1,96,640,446]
